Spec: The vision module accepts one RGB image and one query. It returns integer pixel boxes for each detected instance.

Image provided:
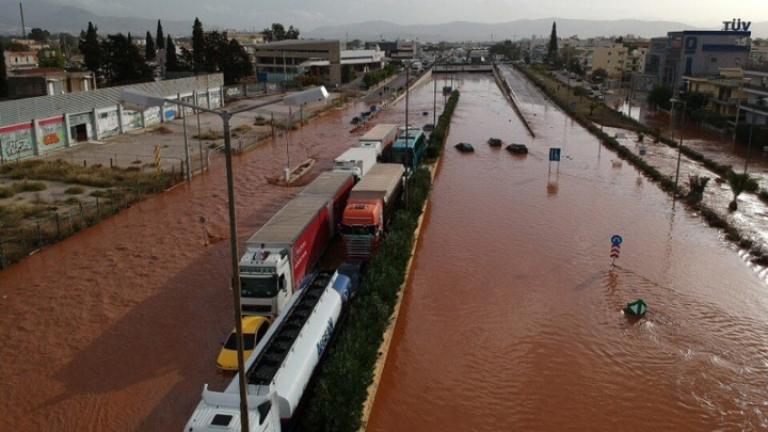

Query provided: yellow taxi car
[216,316,271,371]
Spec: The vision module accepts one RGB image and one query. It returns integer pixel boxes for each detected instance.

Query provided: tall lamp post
[670,97,688,193]
[120,86,328,432]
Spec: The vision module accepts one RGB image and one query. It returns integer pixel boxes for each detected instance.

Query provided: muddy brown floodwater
[368,73,768,431]
[0,84,440,432]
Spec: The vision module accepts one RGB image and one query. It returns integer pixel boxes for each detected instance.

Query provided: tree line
[78,18,255,86]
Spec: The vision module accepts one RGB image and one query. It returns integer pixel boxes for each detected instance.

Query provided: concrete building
[741,69,768,125]
[0,74,224,162]
[683,68,746,117]
[367,40,420,62]
[253,39,384,85]
[645,30,751,92]
[751,43,768,64]
[228,31,266,62]
[6,69,96,99]
[4,51,38,73]
[588,43,628,79]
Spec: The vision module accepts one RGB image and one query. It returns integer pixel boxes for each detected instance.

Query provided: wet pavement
[0,79,441,431]
[368,72,768,431]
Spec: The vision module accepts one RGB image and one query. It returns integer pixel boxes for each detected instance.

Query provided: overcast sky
[25,0,768,29]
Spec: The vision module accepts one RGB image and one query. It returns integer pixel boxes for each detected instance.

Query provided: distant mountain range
[0,2,192,37]
[1,3,766,41]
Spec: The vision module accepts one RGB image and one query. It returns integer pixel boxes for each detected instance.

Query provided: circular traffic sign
[611,235,623,246]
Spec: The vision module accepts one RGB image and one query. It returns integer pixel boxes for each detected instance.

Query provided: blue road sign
[611,235,623,246]
[549,148,561,162]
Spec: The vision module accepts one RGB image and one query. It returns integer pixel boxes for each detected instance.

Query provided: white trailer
[333,147,378,179]
[358,123,399,157]
[184,271,352,432]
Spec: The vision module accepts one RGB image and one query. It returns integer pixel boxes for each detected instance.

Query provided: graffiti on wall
[97,109,120,138]
[144,107,161,126]
[163,104,177,121]
[122,109,143,131]
[0,123,35,161]
[37,117,66,153]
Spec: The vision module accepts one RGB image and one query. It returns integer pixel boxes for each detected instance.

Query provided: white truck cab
[239,247,293,317]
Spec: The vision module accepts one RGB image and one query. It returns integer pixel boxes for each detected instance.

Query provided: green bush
[426,90,460,161]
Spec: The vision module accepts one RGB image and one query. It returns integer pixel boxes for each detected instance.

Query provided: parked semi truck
[239,173,353,316]
[340,163,405,259]
[185,271,352,432]
[333,147,378,179]
[358,123,399,159]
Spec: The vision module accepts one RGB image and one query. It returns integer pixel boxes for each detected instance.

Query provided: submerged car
[216,316,271,371]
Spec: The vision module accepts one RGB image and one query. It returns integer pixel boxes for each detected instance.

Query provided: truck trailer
[340,163,405,259]
[332,147,378,179]
[184,271,352,432]
[240,173,353,317]
[358,123,399,159]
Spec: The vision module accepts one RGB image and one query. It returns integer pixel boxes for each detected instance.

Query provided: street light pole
[671,98,687,193]
[220,112,250,432]
[120,85,328,432]
[433,57,438,128]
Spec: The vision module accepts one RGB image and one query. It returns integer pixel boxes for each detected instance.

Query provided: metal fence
[0,171,183,270]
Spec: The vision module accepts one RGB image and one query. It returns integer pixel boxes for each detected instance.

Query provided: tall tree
[192,17,206,73]
[145,31,156,60]
[220,39,253,84]
[263,23,286,42]
[79,22,103,75]
[102,33,152,85]
[547,21,559,64]
[156,20,165,50]
[165,35,180,71]
[28,28,51,42]
[285,25,299,40]
[0,41,8,98]
[203,31,229,73]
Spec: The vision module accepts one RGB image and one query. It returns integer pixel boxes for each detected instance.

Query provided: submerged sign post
[610,235,622,268]
[548,147,561,176]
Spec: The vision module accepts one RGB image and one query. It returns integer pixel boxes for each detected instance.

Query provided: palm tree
[727,171,751,211]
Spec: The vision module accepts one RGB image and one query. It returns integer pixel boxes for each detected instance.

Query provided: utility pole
[19,2,26,38]
[181,106,191,181]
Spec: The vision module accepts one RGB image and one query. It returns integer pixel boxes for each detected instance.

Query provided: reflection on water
[367,73,768,431]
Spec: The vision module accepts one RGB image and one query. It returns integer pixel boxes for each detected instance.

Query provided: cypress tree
[156,20,165,50]
[79,21,103,75]
[145,31,156,60]
[166,35,179,71]
[192,17,206,73]
[548,21,559,64]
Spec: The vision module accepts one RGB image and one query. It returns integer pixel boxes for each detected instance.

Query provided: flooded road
[0,80,439,431]
[368,73,768,430]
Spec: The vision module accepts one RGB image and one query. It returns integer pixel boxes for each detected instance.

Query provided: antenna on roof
[19,2,26,39]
